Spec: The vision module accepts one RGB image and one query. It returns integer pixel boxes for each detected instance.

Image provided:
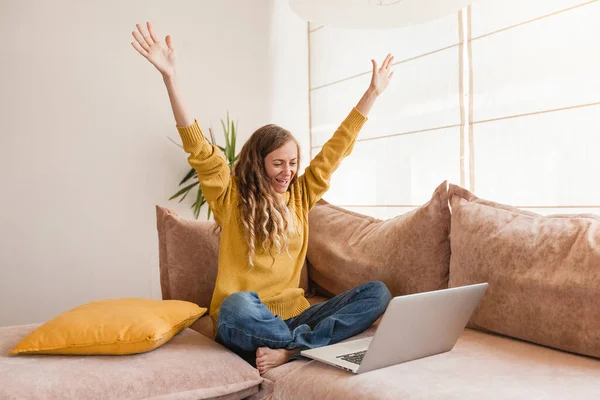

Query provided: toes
[256,347,267,357]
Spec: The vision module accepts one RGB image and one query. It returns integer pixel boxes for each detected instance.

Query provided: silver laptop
[301,282,488,374]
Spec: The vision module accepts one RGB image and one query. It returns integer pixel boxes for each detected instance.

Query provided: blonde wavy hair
[233,124,301,267]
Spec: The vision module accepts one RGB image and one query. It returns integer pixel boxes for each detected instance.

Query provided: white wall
[0,0,309,326]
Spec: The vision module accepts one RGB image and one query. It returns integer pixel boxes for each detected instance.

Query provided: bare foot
[255,347,299,375]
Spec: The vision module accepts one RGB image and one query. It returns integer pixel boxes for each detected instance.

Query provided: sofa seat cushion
[190,295,332,400]
[1,324,262,400]
[272,329,600,400]
[248,310,377,400]
[246,360,311,400]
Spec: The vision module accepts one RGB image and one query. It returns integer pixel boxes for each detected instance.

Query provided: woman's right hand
[131,21,176,78]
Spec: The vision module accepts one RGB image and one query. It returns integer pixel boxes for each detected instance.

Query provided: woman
[131,21,394,375]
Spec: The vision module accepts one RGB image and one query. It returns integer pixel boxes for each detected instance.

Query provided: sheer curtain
[308,0,600,218]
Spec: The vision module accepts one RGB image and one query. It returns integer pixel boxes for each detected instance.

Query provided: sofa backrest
[156,183,600,360]
[448,184,600,359]
[156,206,219,308]
[306,181,452,297]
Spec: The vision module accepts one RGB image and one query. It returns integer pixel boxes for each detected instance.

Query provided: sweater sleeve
[177,120,231,214]
[299,108,367,210]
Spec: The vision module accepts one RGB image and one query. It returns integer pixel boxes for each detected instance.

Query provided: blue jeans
[215,281,392,366]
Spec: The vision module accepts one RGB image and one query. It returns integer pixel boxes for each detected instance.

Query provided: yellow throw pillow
[9,298,206,355]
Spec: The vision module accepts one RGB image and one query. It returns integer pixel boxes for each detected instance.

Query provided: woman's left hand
[370,53,395,96]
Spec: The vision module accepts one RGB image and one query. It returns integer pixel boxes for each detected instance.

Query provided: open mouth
[275,177,290,187]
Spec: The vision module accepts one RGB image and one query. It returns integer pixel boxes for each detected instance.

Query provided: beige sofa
[2,182,600,399]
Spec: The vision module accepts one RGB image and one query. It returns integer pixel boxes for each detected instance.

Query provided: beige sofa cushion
[306,181,451,297]
[448,184,600,358]
[156,206,220,308]
[2,324,262,400]
[156,206,310,308]
[272,329,600,400]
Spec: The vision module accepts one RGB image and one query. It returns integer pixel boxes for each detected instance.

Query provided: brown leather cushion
[306,181,451,297]
[448,184,600,358]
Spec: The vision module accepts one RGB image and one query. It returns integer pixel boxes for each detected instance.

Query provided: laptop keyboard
[336,350,367,365]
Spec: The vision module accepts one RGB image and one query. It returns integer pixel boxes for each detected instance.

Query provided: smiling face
[264,140,299,194]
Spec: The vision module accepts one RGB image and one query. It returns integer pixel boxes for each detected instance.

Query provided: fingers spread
[165,35,173,50]
[131,41,148,58]
[132,31,149,51]
[378,54,387,71]
[386,55,395,69]
[147,21,159,43]
[136,23,154,47]
[384,54,393,68]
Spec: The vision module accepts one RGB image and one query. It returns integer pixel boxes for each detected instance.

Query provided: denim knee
[218,291,260,327]
[367,281,392,313]
[216,291,294,352]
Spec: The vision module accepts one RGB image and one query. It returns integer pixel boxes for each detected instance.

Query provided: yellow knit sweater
[177,108,367,329]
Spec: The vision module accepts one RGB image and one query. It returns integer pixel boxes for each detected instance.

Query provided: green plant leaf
[217,145,227,153]
[179,167,197,185]
[193,184,206,219]
[178,189,190,203]
[207,206,212,220]
[229,119,235,160]
[169,181,199,200]
[221,118,231,158]
[231,120,237,161]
